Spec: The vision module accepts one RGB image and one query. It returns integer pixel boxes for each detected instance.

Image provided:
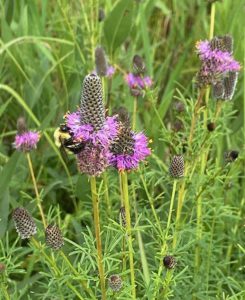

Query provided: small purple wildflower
[106,65,115,78]
[110,129,151,171]
[196,40,240,73]
[65,111,93,141]
[125,73,153,90]
[196,38,240,87]
[14,131,40,152]
[77,143,111,176]
[65,111,119,147]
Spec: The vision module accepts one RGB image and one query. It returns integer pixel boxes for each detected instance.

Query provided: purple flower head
[196,40,240,73]
[65,111,93,141]
[110,126,151,171]
[77,143,111,176]
[196,38,240,87]
[14,132,40,152]
[106,65,115,78]
[65,111,119,148]
[125,73,153,90]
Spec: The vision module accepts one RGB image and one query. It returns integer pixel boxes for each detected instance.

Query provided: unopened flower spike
[12,207,37,239]
[125,55,153,95]
[14,117,40,152]
[94,46,115,78]
[169,155,185,178]
[45,224,64,250]
[108,274,123,292]
[163,255,177,270]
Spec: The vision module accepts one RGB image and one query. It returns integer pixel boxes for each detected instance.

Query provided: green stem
[132,96,137,130]
[26,153,47,228]
[120,171,136,299]
[154,179,177,298]
[209,3,216,40]
[140,174,164,239]
[0,282,10,300]
[195,0,216,278]
[165,180,177,243]
[90,176,106,300]
[119,173,126,272]
[103,173,111,216]
[172,180,185,249]
[133,183,150,287]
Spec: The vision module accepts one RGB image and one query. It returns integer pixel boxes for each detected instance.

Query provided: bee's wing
[59,137,70,163]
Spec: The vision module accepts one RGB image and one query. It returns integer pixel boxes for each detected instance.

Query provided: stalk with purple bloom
[14,117,46,228]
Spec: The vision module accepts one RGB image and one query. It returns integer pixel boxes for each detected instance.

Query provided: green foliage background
[0,0,244,299]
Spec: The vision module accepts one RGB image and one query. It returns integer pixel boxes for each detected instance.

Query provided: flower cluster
[125,73,152,90]
[14,117,40,152]
[196,35,240,98]
[125,54,153,96]
[110,126,151,171]
[60,73,151,175]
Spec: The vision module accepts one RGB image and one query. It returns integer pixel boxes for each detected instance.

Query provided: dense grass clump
[0,0,244,299]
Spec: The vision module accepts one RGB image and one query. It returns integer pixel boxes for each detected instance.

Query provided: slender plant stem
[132,183,150,286]
[132,96,137,130]
[103,173,111,216]
[172,180,185,249]
[154,179,177,298]
[0,282,10,300]
[90,176,106,300]
[209,3,216,40]
[194,1,216,284]
[165,180,177,243]
[140,174,164,239]
[26,153,47,228]
[188,89,206,147]
[120,171,136,299]
[119,173,126,272]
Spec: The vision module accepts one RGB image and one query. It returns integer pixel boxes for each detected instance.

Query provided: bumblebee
[54,124,85,155]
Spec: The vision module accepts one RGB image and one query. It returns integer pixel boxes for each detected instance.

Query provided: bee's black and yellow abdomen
[54,126,85,155]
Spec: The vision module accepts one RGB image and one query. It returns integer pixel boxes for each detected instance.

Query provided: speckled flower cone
[80,74,105,131]
[12,207,37,239]
[45,224,64,250]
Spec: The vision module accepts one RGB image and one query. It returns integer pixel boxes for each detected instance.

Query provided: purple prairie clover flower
[196,40,240,73]
[196,37,240,88]
[65,111,93,141]
[64,74,119,148]
[125,73,153,90]
[77,142,111,176]
[65,111,119,147]
[14,117,40,152]
[110,125,151,171]
[14,131,40,152]
[106,65,115,78]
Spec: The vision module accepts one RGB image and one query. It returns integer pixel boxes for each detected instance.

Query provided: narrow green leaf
[0,98,11,119]
[0,151,21,238]
[104,0,135,54]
